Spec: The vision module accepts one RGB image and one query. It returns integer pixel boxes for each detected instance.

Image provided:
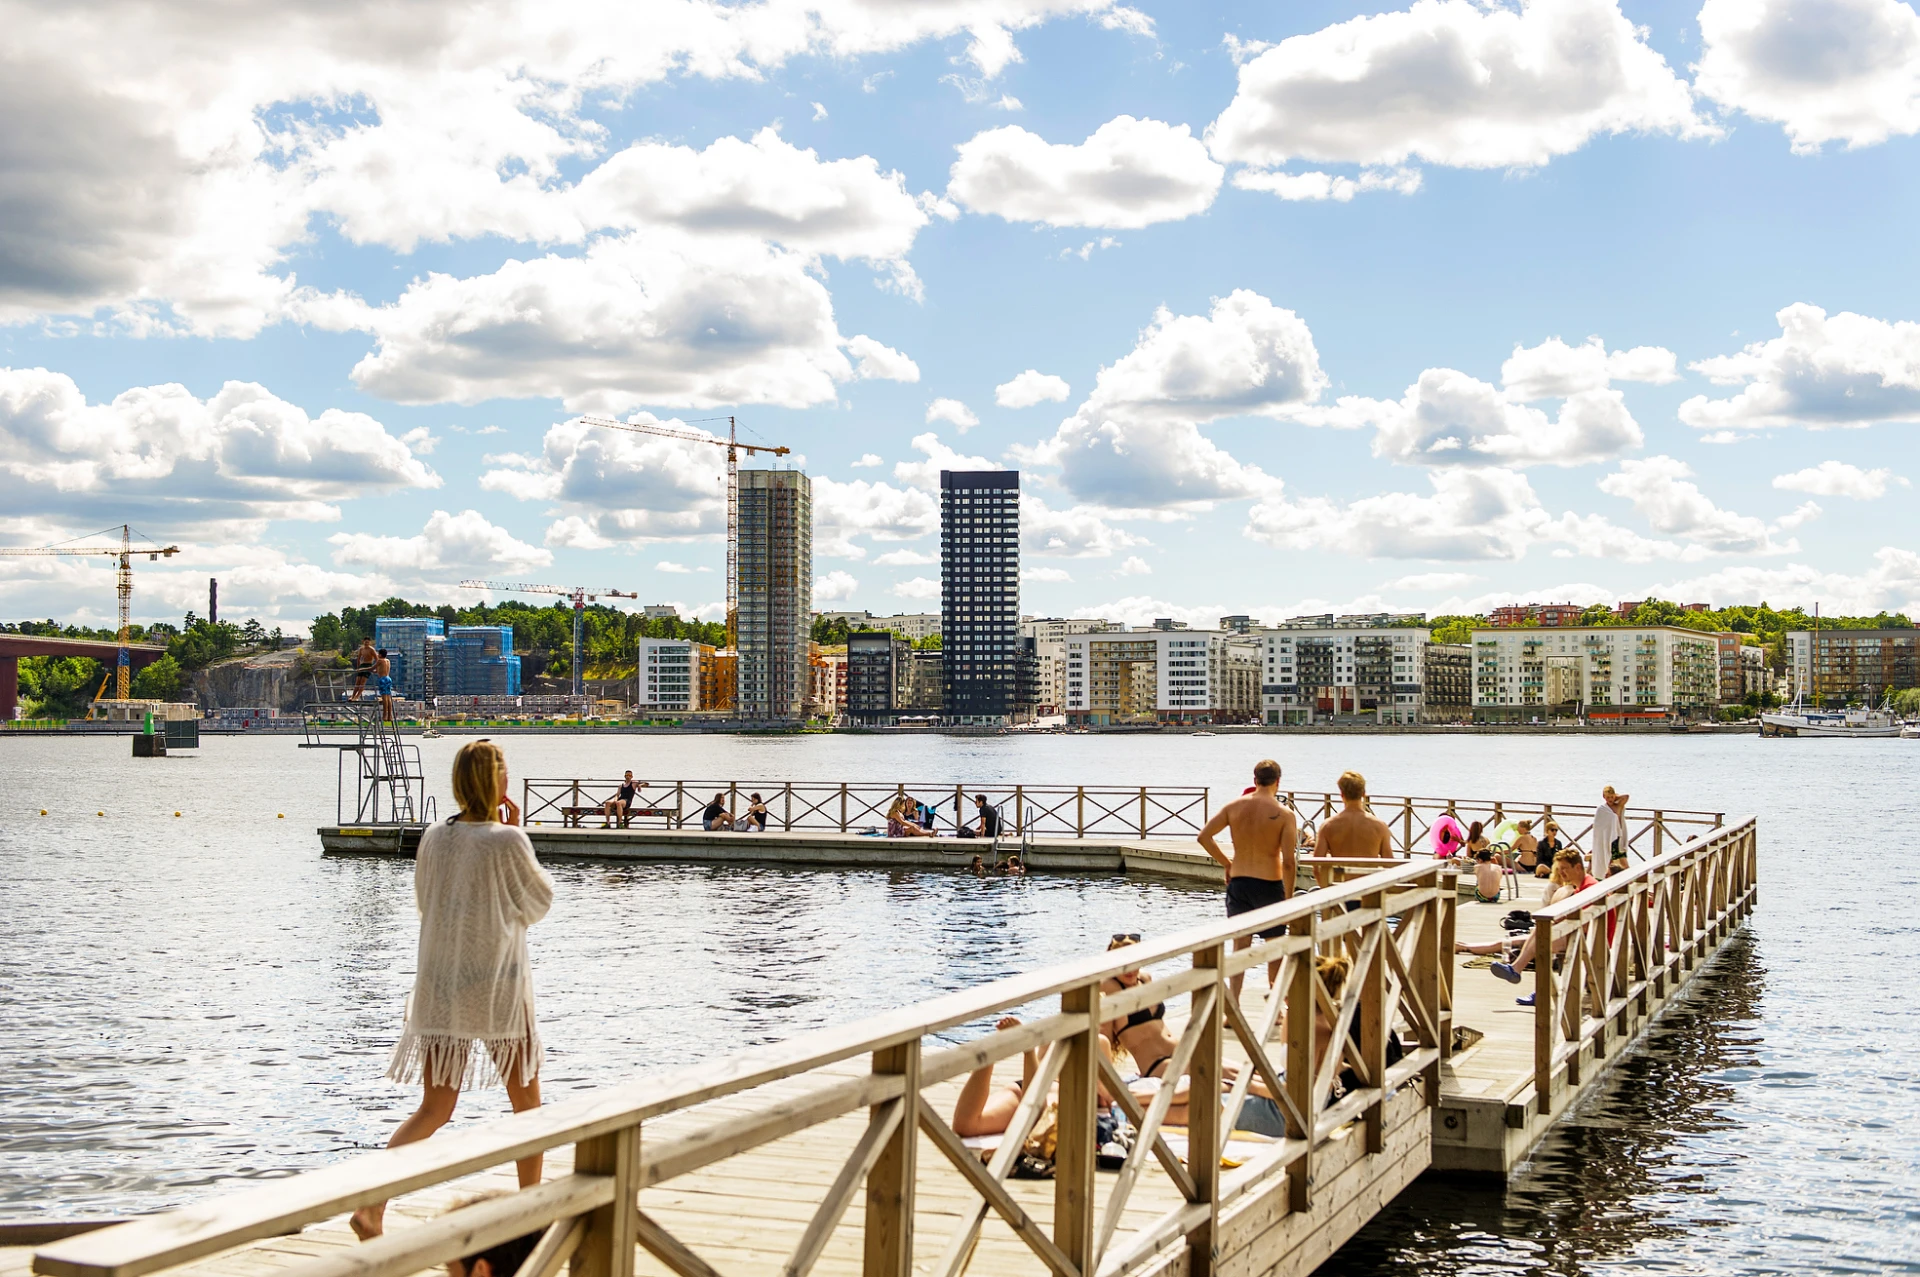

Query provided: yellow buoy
[97,811,105,817]
[40,809,48,816]
[277,813,285,819]
[174,811,182,817]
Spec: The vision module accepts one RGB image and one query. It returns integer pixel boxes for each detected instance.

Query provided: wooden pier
[23,805,1755,1277]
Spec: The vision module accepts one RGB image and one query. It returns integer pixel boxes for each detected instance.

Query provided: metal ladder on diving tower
[304,682,434,827]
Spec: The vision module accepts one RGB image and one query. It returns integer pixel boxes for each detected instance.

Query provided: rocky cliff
[190,648,339,712]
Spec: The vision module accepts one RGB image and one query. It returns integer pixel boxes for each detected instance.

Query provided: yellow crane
[578,415,789,648]
[0,524,181,699]
[457,580,638,697]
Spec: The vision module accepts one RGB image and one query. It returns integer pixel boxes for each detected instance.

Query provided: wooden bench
[559,805,682,829]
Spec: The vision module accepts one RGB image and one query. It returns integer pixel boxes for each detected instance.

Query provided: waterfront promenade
[22,806,1755,1277]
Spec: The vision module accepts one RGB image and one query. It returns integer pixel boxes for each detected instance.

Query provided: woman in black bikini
[1100,934,1178,1078]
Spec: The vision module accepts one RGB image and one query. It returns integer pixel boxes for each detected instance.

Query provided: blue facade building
[443,625,521,696]
[373,617,445,699]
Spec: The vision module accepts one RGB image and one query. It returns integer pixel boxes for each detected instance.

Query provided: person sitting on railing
[885,797,934,838]
[1492,850,1597,1003]
[352,741,550,1241]
[701,793,733,831]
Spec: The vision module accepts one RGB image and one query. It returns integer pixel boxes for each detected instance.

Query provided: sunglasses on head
[1111,932,1142,943]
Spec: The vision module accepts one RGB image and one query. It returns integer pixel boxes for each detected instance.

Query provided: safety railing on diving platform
[521,775,1723,856]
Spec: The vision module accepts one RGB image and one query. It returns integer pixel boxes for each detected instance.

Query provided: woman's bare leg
[350,1083,460,1239]
[953,1017,1028,1138]
[504,1069,543,1187]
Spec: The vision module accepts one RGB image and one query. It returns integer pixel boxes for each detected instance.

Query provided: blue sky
[3,0,1918,632]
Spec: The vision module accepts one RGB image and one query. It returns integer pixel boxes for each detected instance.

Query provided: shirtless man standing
[1197,759,1298,995]
[348,637,377,701]
[1314,770,1394,888]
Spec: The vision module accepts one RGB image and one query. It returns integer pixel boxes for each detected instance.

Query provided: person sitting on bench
[602,772,642,827]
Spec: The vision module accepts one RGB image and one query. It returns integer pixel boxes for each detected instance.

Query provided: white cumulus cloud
[1117,555,1152,575]
[1597,456,1797,553]
[925,398,981,431]
[1022,290,1323,508]
[891,575,940,600]
[0,0,1143,333]
[1207,0,1708,171]
[314,232,911,414]
[0,366,438,536]
[1696,0,1920,152]
[811,476,938,558]
[948,116,1224,228]
[846,335,920,382]
[329,508,550,574]
[1230,166,1421,202]
[814,569,859,602]
[995,369,1072,408]
[480,414,724,544]
[1772,459,1907,498]
[1681,303,1920,431]
[1247,466,1696,562]
[1499,336,1679,401]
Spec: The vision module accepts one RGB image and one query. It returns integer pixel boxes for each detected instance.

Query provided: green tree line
[1415,599,1910,668]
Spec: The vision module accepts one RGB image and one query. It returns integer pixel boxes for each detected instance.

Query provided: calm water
[2,732,1916,1273]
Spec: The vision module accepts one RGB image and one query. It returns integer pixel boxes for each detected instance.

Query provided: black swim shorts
[1225,875,1291,938]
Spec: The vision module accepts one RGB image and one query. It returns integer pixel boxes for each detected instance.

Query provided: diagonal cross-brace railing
[35,859,1465,1277]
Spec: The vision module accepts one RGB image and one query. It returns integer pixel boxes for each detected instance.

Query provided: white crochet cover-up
[386,818,554,1090]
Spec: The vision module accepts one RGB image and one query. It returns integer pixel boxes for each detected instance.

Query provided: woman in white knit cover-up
[352,740,554,1241]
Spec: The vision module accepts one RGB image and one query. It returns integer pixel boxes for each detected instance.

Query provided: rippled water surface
[3,732,1916,1272]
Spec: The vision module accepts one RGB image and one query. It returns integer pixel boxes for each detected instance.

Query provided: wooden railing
[521,779,1211,841]
[1526,817,1758,1114]
[521,776,1721,858]
[35,861,1456,1277]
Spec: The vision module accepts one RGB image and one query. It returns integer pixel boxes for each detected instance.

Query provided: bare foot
[349,1205,384,1241]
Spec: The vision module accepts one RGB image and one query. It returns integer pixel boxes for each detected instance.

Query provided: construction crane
[578,415,789,649]
[457,581,638,697]
[0,524,181,700]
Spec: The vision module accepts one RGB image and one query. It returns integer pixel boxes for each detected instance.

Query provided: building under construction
[734,469,811,720]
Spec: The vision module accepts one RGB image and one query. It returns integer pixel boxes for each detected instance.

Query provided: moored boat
[1760,695,1902,738]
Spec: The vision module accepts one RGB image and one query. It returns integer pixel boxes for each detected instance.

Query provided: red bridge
[0,635,170,721]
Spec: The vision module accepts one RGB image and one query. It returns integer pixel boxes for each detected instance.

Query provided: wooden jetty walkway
[24,802,1755,1277]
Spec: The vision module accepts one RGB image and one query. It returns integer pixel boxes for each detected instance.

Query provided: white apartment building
[637,638,698,711]
[1470,625,1719,721]
[1061,629,1255,725]
[1021,616,1117,714]
[1259,626,1429,725]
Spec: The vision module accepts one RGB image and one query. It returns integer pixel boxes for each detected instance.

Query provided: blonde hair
[1336,771,1366,801]
[1316,954,1352,1000]
[451,741,506,822]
